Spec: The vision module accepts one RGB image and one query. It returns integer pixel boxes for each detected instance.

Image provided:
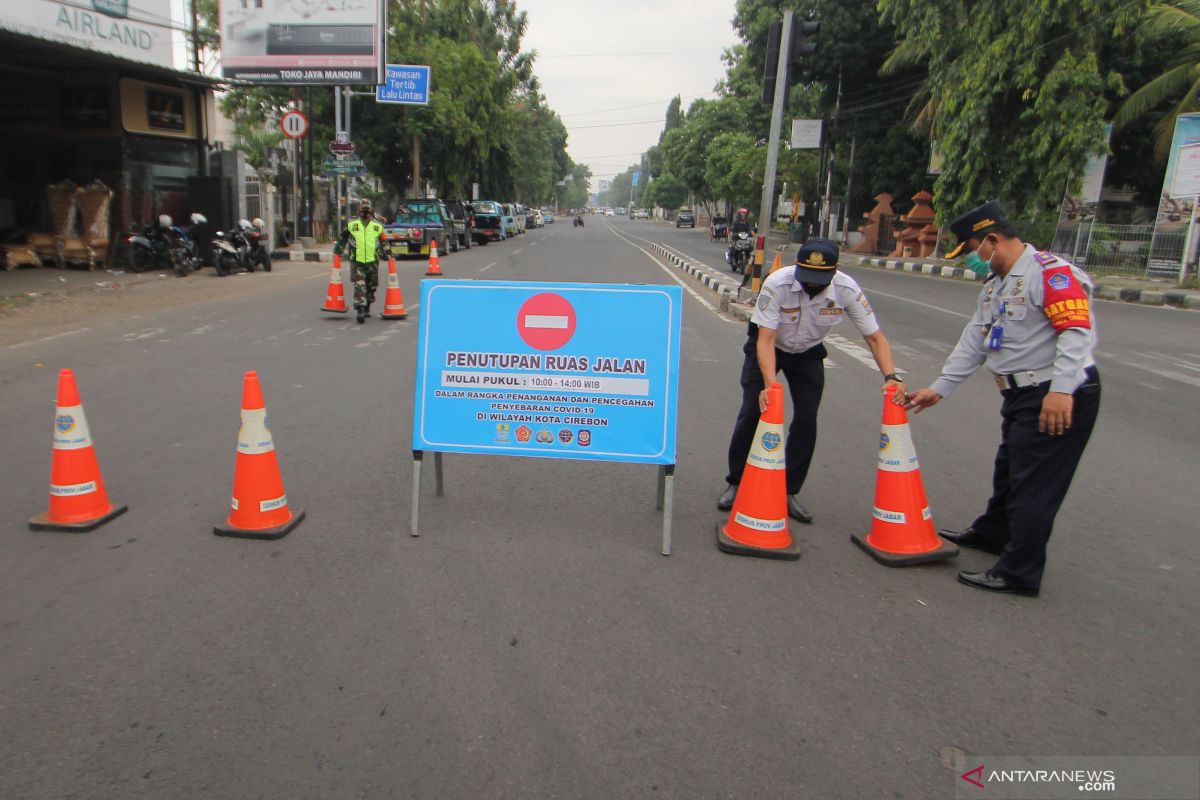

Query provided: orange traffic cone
[425,239,443,276]
[851,385,958,565]
[769,251,784,273]
[321,254,348,313]
[213,371,305,540]
[380,254,408,319]
[29,369,127,532]
[717,382,799,560]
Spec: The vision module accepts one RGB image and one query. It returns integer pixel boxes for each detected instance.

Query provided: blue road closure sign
[413,280,682,464]
[376,64,431,105]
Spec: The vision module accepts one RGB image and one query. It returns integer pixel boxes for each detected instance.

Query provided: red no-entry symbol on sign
[517,292,576,350]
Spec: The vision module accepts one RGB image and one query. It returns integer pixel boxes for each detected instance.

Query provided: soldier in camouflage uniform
[334,200,389,323]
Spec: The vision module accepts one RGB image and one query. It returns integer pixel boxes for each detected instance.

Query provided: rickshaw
[709,215,729,242]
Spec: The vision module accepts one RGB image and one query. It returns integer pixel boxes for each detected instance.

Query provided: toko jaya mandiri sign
[413,280,682,463]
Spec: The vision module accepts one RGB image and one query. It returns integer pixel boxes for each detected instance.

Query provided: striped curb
[270,250,334,263]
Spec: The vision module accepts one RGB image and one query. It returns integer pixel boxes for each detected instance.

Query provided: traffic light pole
[756,8,794,291]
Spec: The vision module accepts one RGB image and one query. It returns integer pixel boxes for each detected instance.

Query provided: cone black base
[214,508,305,540]
[30,504,128,533]
[321,307,348,314]
[716,520,800,561]
[380,311,407,319]
[850,531,958,566]
[425,271,440,276]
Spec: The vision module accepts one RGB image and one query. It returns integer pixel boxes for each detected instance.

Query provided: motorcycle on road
[727,231,753,274]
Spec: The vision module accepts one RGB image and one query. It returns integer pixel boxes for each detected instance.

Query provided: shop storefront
[0,0,219,269]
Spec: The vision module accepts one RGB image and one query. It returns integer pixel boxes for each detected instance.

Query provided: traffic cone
[321,254,348,313]
[425,239,443,276]
[213,371,305,540]
[380,254,408,319]
[769,251,784,273]
[851,385,958,565]
[29,369,127,532]
[716,382,799,560]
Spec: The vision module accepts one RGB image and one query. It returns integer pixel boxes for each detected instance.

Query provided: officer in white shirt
[718,238,906,522]
[905,201,1101,597]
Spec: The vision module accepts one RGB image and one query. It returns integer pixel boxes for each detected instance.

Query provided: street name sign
[376,64,431,105]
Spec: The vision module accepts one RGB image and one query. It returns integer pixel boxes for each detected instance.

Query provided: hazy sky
[515,0,741,192]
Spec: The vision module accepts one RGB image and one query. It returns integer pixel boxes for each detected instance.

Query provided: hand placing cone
[29,369,127,532]
[851,385,958,566]
[213,371,305,540]
[716,382,800,560]
[321,254,349,313]
[380,252,408,319]
[425,239,443,276]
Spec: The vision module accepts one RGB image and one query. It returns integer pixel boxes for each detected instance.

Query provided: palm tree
[1114,0,1200,158]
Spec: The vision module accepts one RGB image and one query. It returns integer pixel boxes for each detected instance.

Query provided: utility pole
[840,132,857,243]
[757,9,793,287]
[334,86,343,235]
[305,86,314,238]
[821,70,842,238]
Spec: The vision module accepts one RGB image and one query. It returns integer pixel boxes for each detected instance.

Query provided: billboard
[0,0,176,69]
[1148,113,1200,274]
[219,0,385,85]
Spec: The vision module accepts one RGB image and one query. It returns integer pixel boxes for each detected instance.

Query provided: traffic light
[761,21,783,106]
[761,16,820,105]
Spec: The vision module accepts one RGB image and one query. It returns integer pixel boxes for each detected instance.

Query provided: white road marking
[122,328,165,342]
[7,327,91,349]
[512,248,523,255]
[294,327,313,335]
[856,287,972,319]
[825,333,906,373]
[480,262,497,272]
[1120,358,1200,388]
[605,225,737,324]
[915,338,952,354]
[190,325,213,335]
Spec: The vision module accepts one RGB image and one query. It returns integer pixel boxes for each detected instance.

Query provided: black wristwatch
[883,373,902,382]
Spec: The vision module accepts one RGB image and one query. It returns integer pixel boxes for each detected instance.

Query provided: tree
[645,174,689,211]
[1113,0,1200,158]
[880,0,1140,219]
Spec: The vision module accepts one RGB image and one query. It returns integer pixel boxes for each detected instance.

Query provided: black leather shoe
[958,571,1039,597]
[356,309,365,324]
[717,484,737,511]
[939,527,1003,555]
[787,495,813,524]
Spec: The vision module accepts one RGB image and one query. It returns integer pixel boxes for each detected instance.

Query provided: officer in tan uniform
[905,201,1101,597]
[718,238,906,522]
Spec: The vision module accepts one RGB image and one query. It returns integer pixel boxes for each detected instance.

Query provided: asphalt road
[1,216,1197,799]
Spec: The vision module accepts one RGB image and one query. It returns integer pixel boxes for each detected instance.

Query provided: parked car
[500,203,519,237]
[525,207,540,228]
[444,199,474,251]
[514,204,528,234]
[632,208,649,220]
[472,200,504,243]
[604,208,615,217]
[675,209,696,228]
[385,199,452,257]
[541,209,554,224]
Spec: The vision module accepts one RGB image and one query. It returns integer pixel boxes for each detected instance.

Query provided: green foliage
[881,0,1143,220]
[645,174,689,211]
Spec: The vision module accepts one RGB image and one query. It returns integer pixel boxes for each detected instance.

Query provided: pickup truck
[472,200,504,243]
[384,199,451,257]
[444,199,475,251]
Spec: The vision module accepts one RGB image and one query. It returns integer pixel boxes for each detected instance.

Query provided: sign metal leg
[657,462,676,556]
[434,452,444,497]
[411,451,423,537]
[656,465,665,510]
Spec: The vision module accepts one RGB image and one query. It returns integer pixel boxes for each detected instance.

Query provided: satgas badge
[515,425,532,443]
[557,428,574,444]
[577,430,592,447]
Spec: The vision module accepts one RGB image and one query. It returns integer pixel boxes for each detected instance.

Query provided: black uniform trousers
[970,366,1101,589]
[725,339,826,496]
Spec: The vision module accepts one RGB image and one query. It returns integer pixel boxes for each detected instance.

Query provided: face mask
[801,283,826,297]
[964,238,995,275]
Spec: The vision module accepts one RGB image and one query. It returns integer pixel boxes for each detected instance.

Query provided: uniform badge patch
[758,293,772,310]
[1034,251,1059,266]
[1047,272,1071,291]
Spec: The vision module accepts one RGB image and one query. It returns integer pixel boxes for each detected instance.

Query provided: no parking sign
[413,280,681,463]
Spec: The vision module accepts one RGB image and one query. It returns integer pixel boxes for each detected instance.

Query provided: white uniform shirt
[751,269,880,353]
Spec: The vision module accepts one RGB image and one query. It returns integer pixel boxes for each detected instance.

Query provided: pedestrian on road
[334,200,389,324]
[904,201,1101,597]
[718,237,906,523]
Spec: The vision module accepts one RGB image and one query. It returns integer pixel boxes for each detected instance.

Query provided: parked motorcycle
[212,219,259,277]
[244,217,271,272]
[169,213,206,276]
[727,231,753,273]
